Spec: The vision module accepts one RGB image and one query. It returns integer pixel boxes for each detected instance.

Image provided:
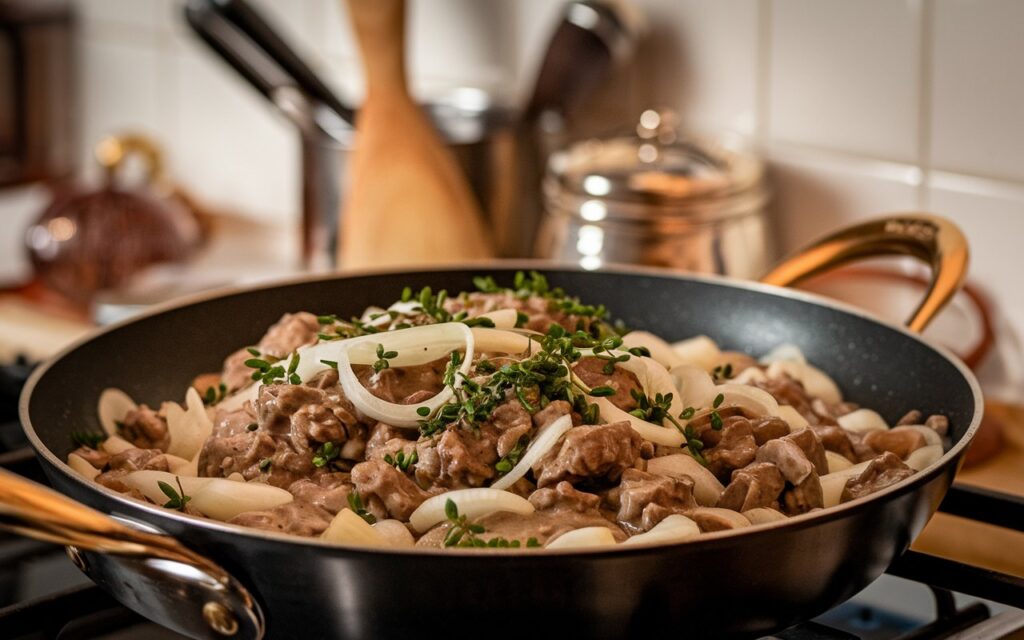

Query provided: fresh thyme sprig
[383,449,418,471]
[245,351,300,385]
[158,477,191,511]
[372,343,399,374]
[628,389,709,466]
[712,363,734,381]
[348,492,376,524]
[312,442,340,468]
[494,435,529,475]
[203,382,227,405]
[71,429,107,449]
[443,499,485,547]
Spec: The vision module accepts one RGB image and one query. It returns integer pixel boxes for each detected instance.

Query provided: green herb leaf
[158,477,191,511]
[71,429,107,449]
[347,492,376,524]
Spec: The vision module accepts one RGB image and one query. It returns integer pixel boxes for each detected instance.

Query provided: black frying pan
[6,215,983,639]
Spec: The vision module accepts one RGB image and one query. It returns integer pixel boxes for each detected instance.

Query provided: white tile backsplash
[32,0,1024,346]
[926,172,1024,335]
[631,0,760,136]
[929,0,1024,183]
[766,145,921,254]
[80,38,165,172]
[767,0,921,163]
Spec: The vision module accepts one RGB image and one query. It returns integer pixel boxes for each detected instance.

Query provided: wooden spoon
[339,0,494,268]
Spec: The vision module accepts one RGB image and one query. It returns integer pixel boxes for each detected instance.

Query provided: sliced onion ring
[622,514,700,546]
[491,414,573,491]
[546,526,618,549]
[98,388,138,437]
[409,488,534,533]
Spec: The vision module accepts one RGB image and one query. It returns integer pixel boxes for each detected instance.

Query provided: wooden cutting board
[912,400,1024,577]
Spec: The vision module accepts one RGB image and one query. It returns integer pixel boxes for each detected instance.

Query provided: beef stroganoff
[67,273,949,550]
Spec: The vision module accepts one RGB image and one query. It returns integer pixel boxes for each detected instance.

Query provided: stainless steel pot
[536,109,772,277]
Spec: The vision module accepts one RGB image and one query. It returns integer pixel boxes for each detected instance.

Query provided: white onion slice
[101,435,135,455]
[621,331,684,369]
[776,405,804,431]
[742,507,787,525]
[837,409,889,434]
[591,397,685,447]
[68,453,100,480]
[717,383,779,417]
[121,470,293,521]
[645,454,724,506]
[820,460,874,507]
[225,472,245,482]
[337,323,474,428]
[165,388,213,460]
[766,360,843,405]
[669,364,717,411]
[372,519,416,547]
[671,335,722,371]
[491,414,572,491]
[576,351,686,447]
[825,450,854,473]
[732,367,768,385]
[217,383,259,412]
[409,488,534,533]
[479,308,519,329]
[322,509,390,547]
[622,515,700,546]
[546,526,618,549]
[97,388,138,437]
[905,444,943,471]
[760,343,807,366]
[165,454,194,475]
[900,425,943,448]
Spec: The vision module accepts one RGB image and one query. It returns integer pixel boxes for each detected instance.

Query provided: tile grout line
[915,0,935,210]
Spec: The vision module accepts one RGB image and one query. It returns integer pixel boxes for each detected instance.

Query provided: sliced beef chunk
[228,501,332,537]
[896,410,922,426]
[532,400,575,429]
[756,375,839,426]
[287,473,352,515]
[841,452,914,503]
[529,481,602,513]
[416,426,501,488]
[702,416,758,481]
[108,448,169,472]
[356,360,446,404]
[351,458,432,521]
[95,448,169,493]
[532,421,642,488]
[444,291,592,334]
[71,446,108,469]
[197,431,281,483]
[120,405,170,451]
[417,482,619,548]
[572,358,642,412]
[489,398,534,458]
[782,428,829,476]
[221,312,320,391]
[809,424,860,462]
[257,383,364,461]
[616,468,697,533]
[863,427,927,459]
[717,462,786,512]
[211,404,258,438]
[782,474,824,514]
[755,439,814,485]
[365,422,410,460]
[750,416,790,445]
[925,414,949,437]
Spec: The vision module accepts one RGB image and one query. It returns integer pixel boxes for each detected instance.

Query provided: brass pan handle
[0,468,264,639]
[760,213,969,333]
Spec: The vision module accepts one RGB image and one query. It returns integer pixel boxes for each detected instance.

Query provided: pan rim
[18,260,985,557]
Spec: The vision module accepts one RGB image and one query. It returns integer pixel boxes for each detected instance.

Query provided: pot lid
[546,109,764,206]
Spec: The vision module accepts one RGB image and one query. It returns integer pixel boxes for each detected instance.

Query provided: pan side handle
[0,468,264,639]
[759,213,969,333]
